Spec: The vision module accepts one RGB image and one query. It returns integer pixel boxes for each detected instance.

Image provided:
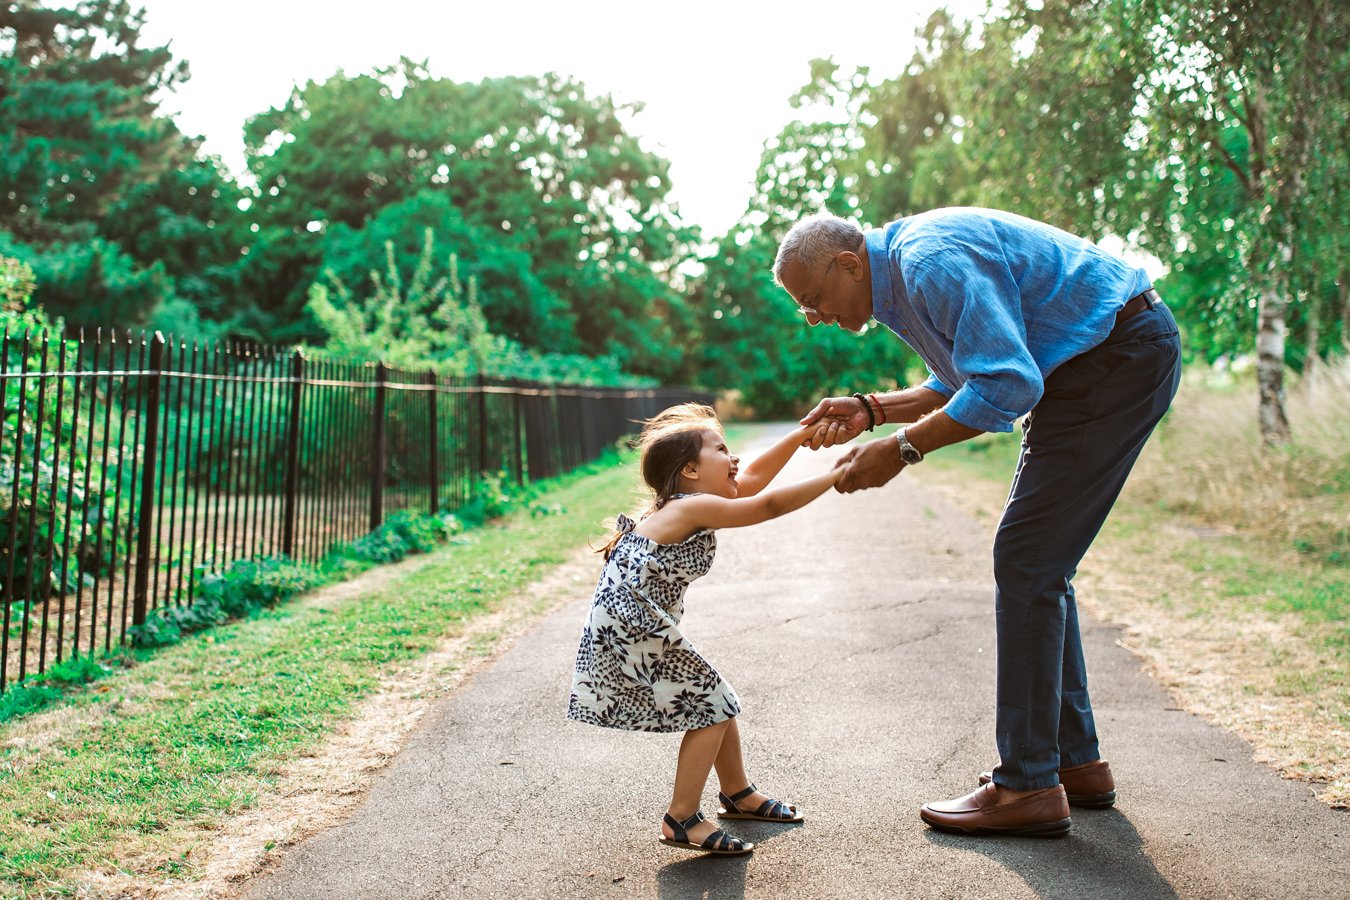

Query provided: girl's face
[686,429,739,498]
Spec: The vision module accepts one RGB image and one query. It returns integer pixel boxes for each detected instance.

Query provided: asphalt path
[247,425,1348,899]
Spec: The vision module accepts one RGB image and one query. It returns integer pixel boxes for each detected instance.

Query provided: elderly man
[777,208,1181,837]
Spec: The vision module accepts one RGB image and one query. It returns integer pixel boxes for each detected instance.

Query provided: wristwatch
[895,427,924,465]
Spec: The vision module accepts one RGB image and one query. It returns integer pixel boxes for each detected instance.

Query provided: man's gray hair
[773,212,865,285]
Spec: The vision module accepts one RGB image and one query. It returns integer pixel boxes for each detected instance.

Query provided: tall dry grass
[1129,357,1350,563]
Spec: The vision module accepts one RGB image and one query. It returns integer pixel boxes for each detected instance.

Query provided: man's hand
[833,436,905,493]
[800,396,869,449]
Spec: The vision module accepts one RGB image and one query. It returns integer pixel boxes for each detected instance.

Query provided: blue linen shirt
[865,208,1152,433]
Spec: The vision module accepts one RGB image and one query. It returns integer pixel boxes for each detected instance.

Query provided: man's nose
[805,310,823,326]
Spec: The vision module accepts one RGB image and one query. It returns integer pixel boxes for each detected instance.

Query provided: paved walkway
[246,427,1348,899]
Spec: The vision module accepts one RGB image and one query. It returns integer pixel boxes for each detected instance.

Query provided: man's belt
[1116,288,1161,326]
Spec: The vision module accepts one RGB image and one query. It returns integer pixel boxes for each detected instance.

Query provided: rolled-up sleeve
[910,250,1043,432]
[920,374,955,397]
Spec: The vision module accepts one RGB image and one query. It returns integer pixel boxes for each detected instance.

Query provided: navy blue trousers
[991,300,1181,791]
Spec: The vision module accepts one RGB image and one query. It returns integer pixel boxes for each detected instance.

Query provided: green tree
[241,60,696,380]
[0,1,246,330]
[688,79,921,416]
[306,230,493,374]
[1112,0,1347,442]
[0,0,183,243]
[315,191,574,351]
[100,146,250,331]
[796,16,980,225]
[306,228,645,386]
[878,0,1350,443]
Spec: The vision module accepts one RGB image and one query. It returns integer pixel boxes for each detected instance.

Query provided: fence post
[511,379,524,486]
[476,373,489,474]
[131,332,165,627]
[281,350,305,557]
[370,361,387,530]
[427,369,439,513]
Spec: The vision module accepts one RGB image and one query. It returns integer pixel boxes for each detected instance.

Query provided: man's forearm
[874,386,949,425]
[906,410,984,455]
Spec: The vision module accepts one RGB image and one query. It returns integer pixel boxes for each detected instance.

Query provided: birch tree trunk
[1256,266,1292,445]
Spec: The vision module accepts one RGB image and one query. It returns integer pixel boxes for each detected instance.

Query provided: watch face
[897,430,923,465]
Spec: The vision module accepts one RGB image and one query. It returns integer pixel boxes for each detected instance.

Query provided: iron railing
[0,328,712,692]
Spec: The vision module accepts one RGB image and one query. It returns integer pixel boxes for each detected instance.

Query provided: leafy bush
[381,509,458,553]
[128,556,324,648]
[306,228,651,387]
[333,509,460,565]
[306,230,494,376]
[455,472,517,526]
[0,262,134,602]
[127,509,460,651]
[343,529,410,565]
[198,557,325,618]
[3,459,570,721]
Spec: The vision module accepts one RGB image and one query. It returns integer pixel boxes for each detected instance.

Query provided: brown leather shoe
[977,759,1116,809]
[920,783,1071,837]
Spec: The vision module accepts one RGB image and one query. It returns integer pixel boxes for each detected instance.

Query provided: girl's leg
[714,715,752,793]
[662,719,731,842]
[713,717,786,814]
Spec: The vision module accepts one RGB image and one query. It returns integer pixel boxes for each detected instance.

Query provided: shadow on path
[656,822,802,900]
[923,808,1179,899]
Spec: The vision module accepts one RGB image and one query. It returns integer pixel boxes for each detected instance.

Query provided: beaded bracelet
[851,392,876,431]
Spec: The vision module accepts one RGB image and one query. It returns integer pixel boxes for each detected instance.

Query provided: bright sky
[137,0,985,239]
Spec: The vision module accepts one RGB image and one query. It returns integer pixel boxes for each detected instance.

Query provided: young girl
[567,403,842,855]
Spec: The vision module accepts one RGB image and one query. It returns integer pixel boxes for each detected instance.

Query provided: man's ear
[838,250,864,280]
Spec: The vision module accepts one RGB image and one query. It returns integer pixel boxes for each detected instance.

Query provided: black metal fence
[0,328,712,693]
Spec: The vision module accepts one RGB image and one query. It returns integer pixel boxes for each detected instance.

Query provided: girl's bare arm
[732,423,817,497]
[639,467,844,543]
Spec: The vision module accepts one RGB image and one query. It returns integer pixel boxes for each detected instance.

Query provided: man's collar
[864,224,902,314]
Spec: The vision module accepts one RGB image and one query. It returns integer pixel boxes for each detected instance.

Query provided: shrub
[128,556,324,647]
[0,269,133,604]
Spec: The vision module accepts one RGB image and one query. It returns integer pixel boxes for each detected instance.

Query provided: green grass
[923,428,1020,479]
[0,457,638,896]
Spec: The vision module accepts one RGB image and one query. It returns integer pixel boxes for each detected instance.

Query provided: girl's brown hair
[598,403,722,560]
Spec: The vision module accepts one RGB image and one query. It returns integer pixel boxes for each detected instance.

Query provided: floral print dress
[567,508,741,733]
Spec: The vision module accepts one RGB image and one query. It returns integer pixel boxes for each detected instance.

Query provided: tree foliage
[754,0,1349,440]
[685,81,923,417]
[5,0,1347,430]
[306,228,647,386]
[0,0,245,330]
[241,61,696,380]
[306,230,494,375]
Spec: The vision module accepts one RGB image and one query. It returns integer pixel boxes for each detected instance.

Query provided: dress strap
[615,513,637,533]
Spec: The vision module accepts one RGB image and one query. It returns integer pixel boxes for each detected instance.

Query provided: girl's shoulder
[631,496,716,546]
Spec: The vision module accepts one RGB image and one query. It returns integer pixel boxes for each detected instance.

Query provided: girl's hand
[800,396,868,449]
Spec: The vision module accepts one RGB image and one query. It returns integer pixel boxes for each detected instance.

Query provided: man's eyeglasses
[796,258,837,318]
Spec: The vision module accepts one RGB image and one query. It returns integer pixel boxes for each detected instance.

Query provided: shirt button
[901,329,909,335]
